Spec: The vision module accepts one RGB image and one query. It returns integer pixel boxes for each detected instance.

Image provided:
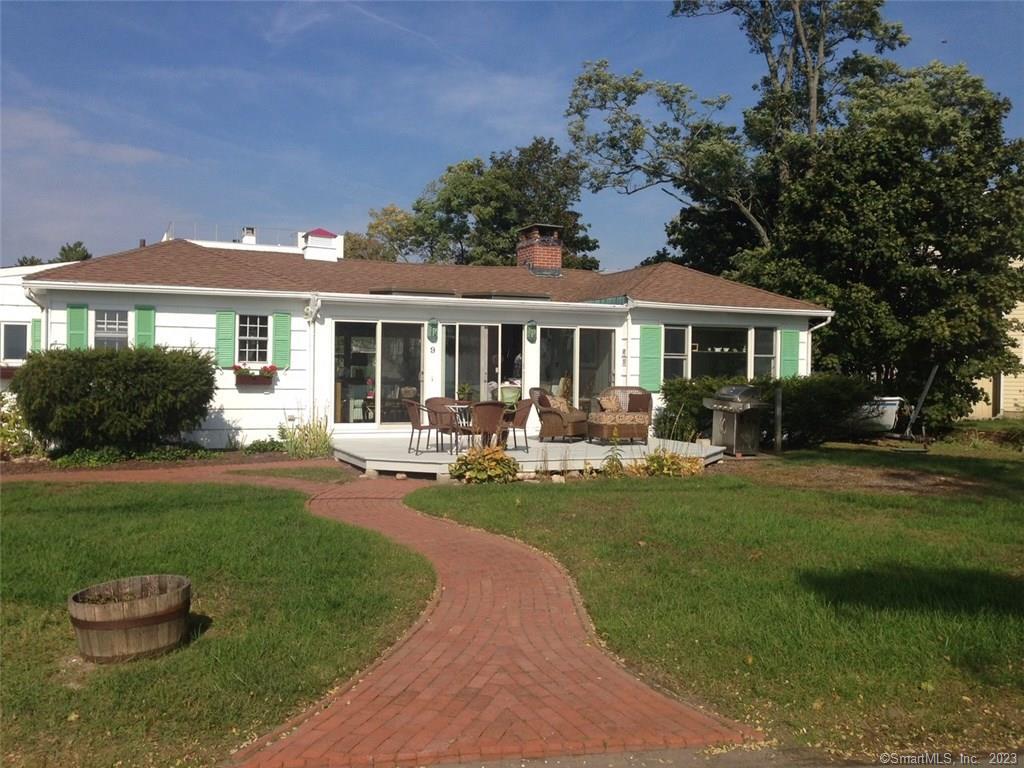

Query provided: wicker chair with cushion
[528,387,588,442]
[587,386,653,444]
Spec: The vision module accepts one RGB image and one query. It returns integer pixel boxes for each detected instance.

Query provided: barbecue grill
[702,385,767,456]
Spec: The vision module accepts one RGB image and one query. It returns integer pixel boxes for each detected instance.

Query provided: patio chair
[425,396,458,451]
[402,399,432,455]
[528,387,588,442]
[503,398,532,451]
[586,386,653,444]
[470,401,508,448]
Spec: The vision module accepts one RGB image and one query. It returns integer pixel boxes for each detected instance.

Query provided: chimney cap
[516,223,562,237]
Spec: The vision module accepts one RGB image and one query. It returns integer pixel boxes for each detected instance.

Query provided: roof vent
[298,228,344,262]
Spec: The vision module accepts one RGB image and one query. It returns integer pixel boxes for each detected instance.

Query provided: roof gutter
[629,299,834,318]
[23,280,628,314]
[808,316,832,333]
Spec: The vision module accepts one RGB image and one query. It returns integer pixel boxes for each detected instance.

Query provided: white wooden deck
[332,434,725,479]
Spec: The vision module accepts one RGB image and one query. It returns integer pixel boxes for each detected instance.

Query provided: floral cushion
[548,395,571,414]
[597,395,621,412]
[588,411,650,426]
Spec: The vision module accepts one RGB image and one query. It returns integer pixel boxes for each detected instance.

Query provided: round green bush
[10,347,216,451]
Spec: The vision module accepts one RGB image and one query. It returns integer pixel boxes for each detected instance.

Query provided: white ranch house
[2,225,832,450]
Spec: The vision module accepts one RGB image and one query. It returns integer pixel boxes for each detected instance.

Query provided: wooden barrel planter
[68,574,191,663]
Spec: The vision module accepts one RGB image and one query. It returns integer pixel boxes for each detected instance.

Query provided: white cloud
[2,109,170,165]
[262,2,334,45]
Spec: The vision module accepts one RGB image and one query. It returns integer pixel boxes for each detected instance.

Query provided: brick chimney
[516,224,563,275]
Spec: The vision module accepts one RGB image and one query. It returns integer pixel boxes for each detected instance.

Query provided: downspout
[305,294,322,421]
[806,315,832,374]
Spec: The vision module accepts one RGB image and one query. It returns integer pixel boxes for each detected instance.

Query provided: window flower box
[233,364,278,387]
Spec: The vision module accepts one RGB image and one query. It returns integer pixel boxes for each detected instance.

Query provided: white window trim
[94,309,130,351]
[237,314,270,365]
[0,321,30,363]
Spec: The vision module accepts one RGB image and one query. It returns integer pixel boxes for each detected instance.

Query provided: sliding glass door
[379,323,423,423]
[578,329,614,411]
[334,321,422,425]
[334,322,377,424]
[539,328,575,401]
[443,324,523,402]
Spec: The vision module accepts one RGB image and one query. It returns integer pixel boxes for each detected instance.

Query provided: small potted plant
[233,364,278,386]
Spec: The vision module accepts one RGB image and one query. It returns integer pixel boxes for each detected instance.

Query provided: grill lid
[712,385,763,403]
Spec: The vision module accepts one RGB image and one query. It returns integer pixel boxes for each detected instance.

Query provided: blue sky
[2,1,1022,269]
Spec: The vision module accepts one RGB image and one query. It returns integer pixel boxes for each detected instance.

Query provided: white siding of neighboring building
[0,265,48,392]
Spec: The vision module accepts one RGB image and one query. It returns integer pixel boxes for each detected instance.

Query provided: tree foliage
[16,256,43,267]
[405,137,600,269]
[733,64,1024,423]
[54,241,92,263]
[567,2,1023,422]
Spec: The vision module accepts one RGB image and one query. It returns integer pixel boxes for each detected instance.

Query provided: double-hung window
[663,326,688,381]
[238,315,269,363]
[94,310,129,350]
[753,328,776,377]
[1,323,28,361]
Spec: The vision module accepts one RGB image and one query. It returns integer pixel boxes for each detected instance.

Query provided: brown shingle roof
[27,239,827,312]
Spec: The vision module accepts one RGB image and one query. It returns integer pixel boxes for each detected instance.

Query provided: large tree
[732,63,1024,422]
[408,137,600,269]
[567,3,1024,421]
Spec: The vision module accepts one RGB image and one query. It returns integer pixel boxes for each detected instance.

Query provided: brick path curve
[7,462,757,767]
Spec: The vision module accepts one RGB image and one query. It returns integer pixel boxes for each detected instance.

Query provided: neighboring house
[969,300,1024,418]
[0,264,50,391]
[5,224,832,447]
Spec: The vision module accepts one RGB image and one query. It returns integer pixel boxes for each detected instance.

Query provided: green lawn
[407,444,1024,757]
[1,482,433,768]
[227,465,353,484]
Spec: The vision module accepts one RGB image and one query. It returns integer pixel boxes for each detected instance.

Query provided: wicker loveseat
[587,386,653,444]
[528,387,588,441]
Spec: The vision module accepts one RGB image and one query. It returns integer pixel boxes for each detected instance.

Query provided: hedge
[655,373,877,449]
[10,347,216,451]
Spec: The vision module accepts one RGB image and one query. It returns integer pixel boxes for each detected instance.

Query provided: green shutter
[134,306,156,348]
[67,305,88,350]
[215,311,236,368]
[780,330,799,378]
[272,312,291,369]
[638,325,663,392]
[30,319,41,352]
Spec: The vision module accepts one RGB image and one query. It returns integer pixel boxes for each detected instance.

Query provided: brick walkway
[9,462,758,767]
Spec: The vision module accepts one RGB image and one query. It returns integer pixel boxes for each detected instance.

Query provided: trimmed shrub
[10,347,216,451]
[449,446,520,484]
[655,373,876,449]
[761,373,877,448]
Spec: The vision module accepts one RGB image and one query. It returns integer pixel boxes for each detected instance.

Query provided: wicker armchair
[587,386,653,444]
[528,387,588,441]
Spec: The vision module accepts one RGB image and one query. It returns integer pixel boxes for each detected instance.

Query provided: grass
[227,465,353,484]
[1,482,433,768]
[406,444,1024,757]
